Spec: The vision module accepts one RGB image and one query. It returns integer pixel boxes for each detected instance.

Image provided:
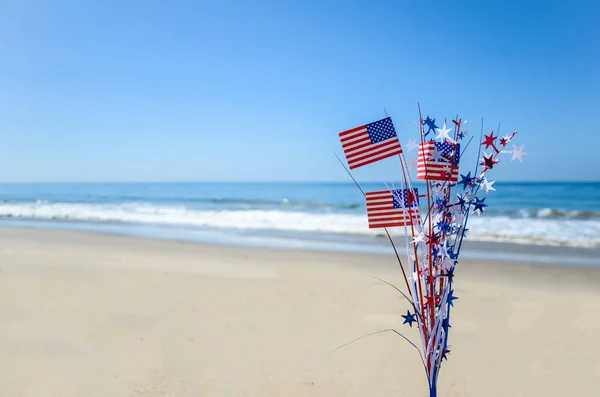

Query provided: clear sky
[0,0,598,182]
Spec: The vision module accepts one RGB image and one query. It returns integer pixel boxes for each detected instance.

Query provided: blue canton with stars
[392,188,419,208]
[434,142,460,164]
[366,117,397,144]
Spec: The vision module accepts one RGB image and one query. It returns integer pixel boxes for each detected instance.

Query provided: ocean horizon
[1,181,599,266]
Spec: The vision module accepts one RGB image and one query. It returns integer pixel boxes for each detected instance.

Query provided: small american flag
[366,188,420,229]
[339,117,402,170]
[417,141,460,182]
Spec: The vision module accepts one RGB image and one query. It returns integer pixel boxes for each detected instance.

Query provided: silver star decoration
[511,144,527,162]
[412,232,426,244]
[406,138,418,151]
[479,177,496,193]
[435,122,455,143]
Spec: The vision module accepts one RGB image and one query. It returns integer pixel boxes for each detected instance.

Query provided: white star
[511,144,527,162]
[406,138,418,151]
[480,177,496,193]
[428,148,448,162]
[411,232,426,245]
[435,123,455,143]
[438,241,449,260]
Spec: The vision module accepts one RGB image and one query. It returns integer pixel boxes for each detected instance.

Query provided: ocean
[1,182,599,265]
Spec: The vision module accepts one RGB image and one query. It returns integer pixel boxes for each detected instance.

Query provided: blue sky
[0,0,598,182]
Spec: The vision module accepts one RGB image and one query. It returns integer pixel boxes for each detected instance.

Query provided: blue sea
[1,182,599,265]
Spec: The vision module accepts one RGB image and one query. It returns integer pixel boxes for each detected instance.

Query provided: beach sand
[0,227,598,397]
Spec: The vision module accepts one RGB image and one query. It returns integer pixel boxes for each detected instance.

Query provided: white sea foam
[0,202,599,248]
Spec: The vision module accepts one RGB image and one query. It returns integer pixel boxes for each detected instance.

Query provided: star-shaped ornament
[405,138,418,151]
[411,232,426,244]
[459,172,473,190]
[511,144,527,162]
[472,197,488,215]
[401,310,417,327]
[447,290,458,307]
[435,123,455,143]
[480,177,496,193]
[480,152,498,170]
[499,134,513,146]
[423,116,438,136]
[481,131,497,150]
[428,147,449,163]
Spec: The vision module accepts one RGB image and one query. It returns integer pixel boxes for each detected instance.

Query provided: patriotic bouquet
[335,107,525,397]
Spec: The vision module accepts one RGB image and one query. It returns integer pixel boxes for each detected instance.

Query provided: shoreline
[1,220,600,268]
[1,225,600,290]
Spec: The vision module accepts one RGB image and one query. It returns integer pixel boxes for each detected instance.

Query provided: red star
[426,274,435,284]
[481,131,497,150]
[499,137,509,146]
[480,153,498,170]
[427,232,441,246]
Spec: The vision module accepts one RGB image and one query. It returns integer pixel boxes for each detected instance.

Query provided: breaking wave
[0,201,599,248]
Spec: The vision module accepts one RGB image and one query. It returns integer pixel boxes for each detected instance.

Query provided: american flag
[366,188,420,229]
[339,117,402,170]
[417,141,460,182]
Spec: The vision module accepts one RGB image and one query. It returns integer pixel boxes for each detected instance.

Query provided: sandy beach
[0,226,598,397]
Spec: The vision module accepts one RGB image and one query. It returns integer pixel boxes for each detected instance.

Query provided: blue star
[439,222,451,233]
[442,317,452,330]
[448,290,458,307]
[459,172,472,190]
[444,267,455,281]
[423,116,438,136]
[442,349,451,361]
[401,310,417,327]
[454,194,467,211]
[473,197,488,214]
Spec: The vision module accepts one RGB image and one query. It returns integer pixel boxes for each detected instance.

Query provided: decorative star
[479,177,496,193]
[435,123,455,142]
[411,232,426,244]
[401,310,417,327]
[472,197,488,215]
[511,144,527,162]
[423,116,438,136]
[499,134,513,146]
[480,152,498,170]
[481,131,497,150]
[447,290,458,307]
[442,349,451,361]
[405,138,418,151]
[429,147,448,163]
[438,241,449,260]
[458,172,473,190]
[454,193,467,211]
[427,232,441,246]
